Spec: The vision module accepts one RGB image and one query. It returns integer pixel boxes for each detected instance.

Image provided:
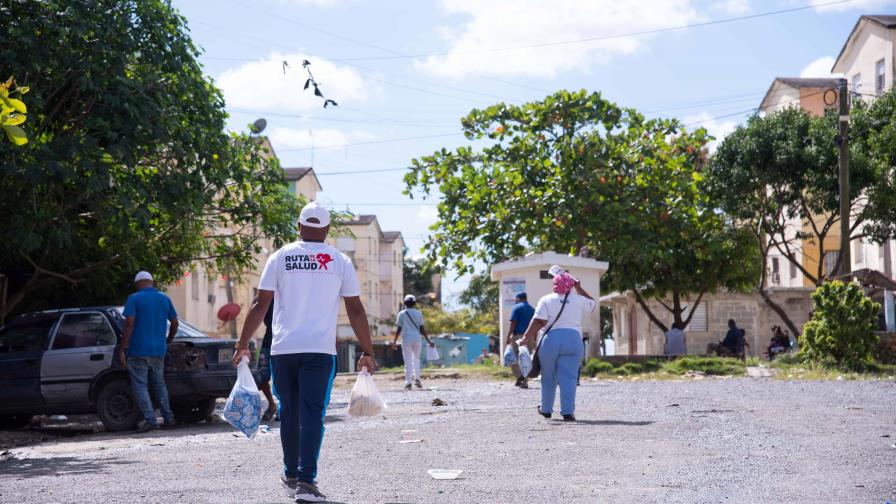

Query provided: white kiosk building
[490,252,609,358]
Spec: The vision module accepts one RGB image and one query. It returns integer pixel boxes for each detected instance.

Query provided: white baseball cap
[134,271,153,282]
[299,201,330,228]
[404,294,416,303]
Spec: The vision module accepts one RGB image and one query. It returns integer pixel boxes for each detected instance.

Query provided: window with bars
[684,302,708,332]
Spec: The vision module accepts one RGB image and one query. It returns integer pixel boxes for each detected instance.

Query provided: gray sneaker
[294,481,327,503]
[281,476,298,497]
[135,421,160,433]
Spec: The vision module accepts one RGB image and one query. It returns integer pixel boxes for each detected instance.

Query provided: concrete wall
[607,290,813,357]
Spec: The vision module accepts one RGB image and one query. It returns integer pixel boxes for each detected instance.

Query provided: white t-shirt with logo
[258,241,361,355]
[533,291,596,333]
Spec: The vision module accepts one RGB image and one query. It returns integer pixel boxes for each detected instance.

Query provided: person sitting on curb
[707,319,741,357]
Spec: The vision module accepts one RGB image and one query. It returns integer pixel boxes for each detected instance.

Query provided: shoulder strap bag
[527,291,570,379]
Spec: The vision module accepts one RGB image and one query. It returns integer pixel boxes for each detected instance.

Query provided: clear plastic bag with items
[221,356,262,439]
[518,345,533,377]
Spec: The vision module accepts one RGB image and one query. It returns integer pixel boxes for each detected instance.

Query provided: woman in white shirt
[521,270,596,422]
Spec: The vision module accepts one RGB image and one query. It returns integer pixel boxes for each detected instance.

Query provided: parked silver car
[0,307,256,431]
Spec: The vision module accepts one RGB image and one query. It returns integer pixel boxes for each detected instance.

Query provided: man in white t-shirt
[232,201,376,503]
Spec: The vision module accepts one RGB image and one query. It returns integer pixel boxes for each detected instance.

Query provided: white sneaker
[281,476,298,497]
[294,481,327,503]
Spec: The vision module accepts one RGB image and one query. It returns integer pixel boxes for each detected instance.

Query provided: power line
[221,0,551,95]
[278,132,462,153]
[308,0,855,62]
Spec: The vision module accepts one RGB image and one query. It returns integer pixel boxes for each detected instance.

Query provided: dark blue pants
[271,353,336,483]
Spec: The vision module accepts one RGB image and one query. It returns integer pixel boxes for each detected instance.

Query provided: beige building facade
[329,215,405,341]
[166,159,324,339]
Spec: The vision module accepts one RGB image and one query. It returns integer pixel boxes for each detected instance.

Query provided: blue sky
[172,0,892,304]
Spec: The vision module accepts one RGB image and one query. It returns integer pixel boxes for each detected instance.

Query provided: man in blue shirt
[506,292,535,388]
[118,271,179,432]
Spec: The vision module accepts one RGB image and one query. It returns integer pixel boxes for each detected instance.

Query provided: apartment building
[832,15,896,280]
[329,215,405,341]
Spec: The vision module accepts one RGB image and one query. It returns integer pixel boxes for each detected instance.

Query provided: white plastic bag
[518,345,533,377]
[347,368,386,417]
[221,356,262,439]
[425,344,440,362]
[502,344,517,366]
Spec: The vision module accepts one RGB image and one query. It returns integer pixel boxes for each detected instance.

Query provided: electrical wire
[303,0,855,62]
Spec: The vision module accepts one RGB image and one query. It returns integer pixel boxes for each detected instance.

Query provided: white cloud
[415,0,702,78]
[217,52,377,113]
[714,0,750,14]
[814,0,896,11]
[415,205,439,225]
[268,127,377,150]
[683,112,739,152]
[799,56,841,78]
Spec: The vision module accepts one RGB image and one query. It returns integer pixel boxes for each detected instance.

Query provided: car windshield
[174,320,208,338]
[0,316,58,353]
[115,306,208,338]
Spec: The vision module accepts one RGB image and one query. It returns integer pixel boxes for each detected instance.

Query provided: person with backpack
[520,268,595,422]
[392,295,433,390]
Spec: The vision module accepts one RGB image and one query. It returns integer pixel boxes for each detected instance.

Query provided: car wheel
[172,398,216,424]
[0,414,33,430]
[96,380,140,431]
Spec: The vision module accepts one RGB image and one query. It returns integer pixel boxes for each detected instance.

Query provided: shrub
[614,362,644,375]
[583,359,614,376]
[799,281,880,370]
[663,356,745,375]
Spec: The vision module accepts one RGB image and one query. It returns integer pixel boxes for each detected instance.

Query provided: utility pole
[837,78,851,277]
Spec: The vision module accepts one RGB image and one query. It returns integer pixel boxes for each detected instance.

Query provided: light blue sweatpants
[538,328,584,416]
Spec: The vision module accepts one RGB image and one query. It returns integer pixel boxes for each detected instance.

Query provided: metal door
[41,312,116,405]
[0,314,58,410]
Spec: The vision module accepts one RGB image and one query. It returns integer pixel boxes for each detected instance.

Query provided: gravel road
[1,375,894,503]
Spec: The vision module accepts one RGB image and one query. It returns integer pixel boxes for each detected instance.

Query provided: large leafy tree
[705,104,886,336]
[458,273,498,314]
[405,90,758,331]
[0,0,298,319]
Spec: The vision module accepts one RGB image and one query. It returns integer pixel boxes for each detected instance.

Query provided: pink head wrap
[552,272,576,294]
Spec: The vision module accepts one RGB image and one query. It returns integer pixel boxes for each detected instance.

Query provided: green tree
[403,255,439,305]
[706,105,884,336]
[458,273,498,314]
[0,77,28,145]
[420,304,497,336]
[799,281,880,370]
[405,90,758,331]
[0,0,299,319]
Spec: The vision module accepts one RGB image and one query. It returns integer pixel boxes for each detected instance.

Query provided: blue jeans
[127,356,174,425]
[272,353,336,483]
[538,328,584,416]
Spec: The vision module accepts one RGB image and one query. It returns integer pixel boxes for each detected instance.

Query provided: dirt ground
[0,372,894,503]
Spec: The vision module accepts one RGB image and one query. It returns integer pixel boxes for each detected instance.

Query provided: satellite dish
[251,118,267,134]
[217,303,241,322]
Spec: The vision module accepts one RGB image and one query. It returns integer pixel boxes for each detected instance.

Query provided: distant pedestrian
[232,201,376,503]
[522,269,595,422]
[707,319,741,357]
[506,292,535,388]
[118,271,178,433]
[257,300,278,421]
[392,294,433,390]
[664,322,687,355]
